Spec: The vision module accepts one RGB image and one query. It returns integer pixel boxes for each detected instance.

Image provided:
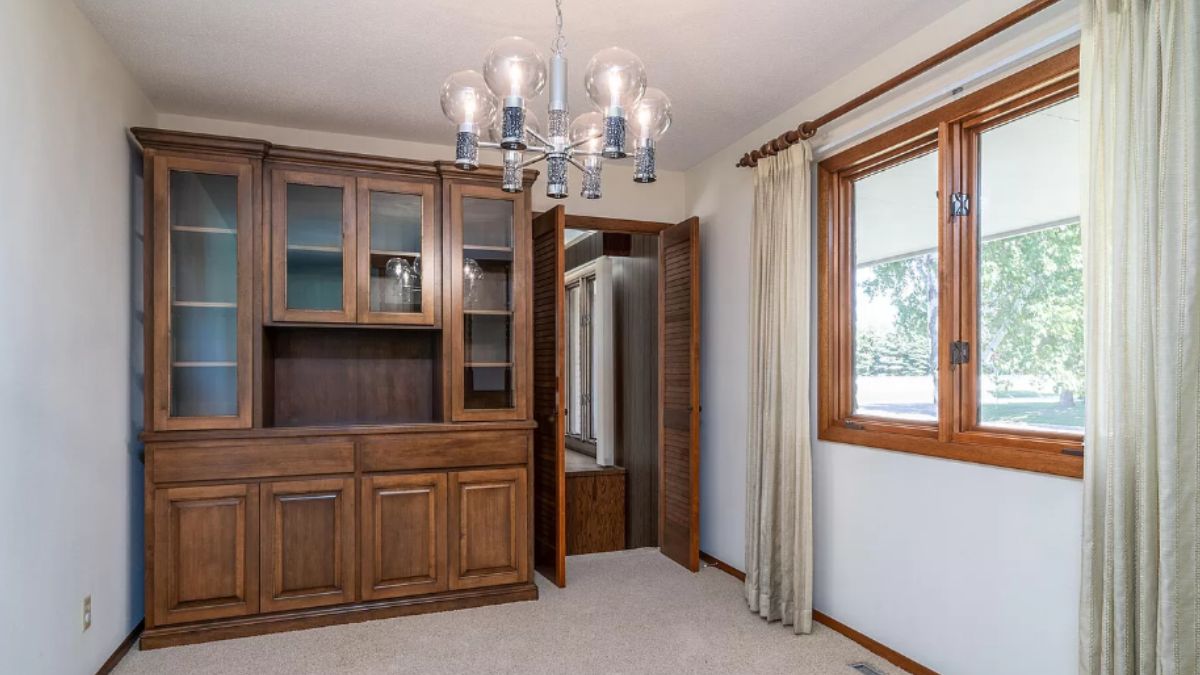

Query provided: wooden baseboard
[140,583,539,650]
[96,619,144,675]
[699,551,936,675]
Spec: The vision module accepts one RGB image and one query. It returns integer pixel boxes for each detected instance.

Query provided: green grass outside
[980,401,1084,429]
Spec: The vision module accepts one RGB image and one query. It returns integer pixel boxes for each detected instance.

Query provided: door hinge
[950,340,970,366]
[951,192,970,217]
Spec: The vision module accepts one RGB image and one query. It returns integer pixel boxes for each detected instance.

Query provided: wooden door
[446,182,531,421]
[260,477,356,612]
[355,177,440,325]
[658,217,700,572]
[360,472,448,600]
[270,169,357,323]
[449,467,528,589]
[152,484,259,626]
[150,154,254,431]
[531,206,566,587]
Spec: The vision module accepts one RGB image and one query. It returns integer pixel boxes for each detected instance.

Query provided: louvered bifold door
[531,206,566,587]
[658,217,700,572]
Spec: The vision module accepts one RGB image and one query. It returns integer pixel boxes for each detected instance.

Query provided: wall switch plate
[83,595,92,631]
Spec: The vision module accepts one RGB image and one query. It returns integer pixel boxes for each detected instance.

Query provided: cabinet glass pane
[977,97,1083,433]
[286,183,344,311]
[462,196,515,410]
[169,170,239,419]
[851,151,939,422]
[369,191,423,313]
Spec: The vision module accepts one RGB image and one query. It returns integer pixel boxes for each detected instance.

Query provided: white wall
[684,1,1084,673]
[156,113,687,224]
[0,1,156,674]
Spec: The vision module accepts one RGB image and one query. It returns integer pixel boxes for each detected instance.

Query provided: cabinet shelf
[173,361,237,368]
[463,244,512,253]
[463,309,512,316]
[371,250,421,258]
[172,225,236,235]
[465,362,514,368]
[173,300,236,308]
[287,244,342,253]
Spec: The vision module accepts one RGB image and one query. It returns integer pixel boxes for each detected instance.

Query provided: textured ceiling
[75,0,968,169]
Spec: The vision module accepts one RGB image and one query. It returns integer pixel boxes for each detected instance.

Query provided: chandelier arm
[566,156,594,175]
[566,132,604,152]
[519,151,550,169]
[478,140,503,150]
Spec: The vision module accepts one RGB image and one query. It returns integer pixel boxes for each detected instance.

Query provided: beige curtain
[1079,1,1199,673]
[745,141,813,634]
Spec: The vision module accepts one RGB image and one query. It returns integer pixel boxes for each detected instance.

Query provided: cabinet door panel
[449,467,528,589]
[153,484,259,626]
[447,183,530,421]
[361,473,447,600]
[271,170,356,323]
[260,478,356,612]
[356,178,440,325]
[151,155,253,431]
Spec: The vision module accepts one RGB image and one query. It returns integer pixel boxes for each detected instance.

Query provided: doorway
[531,207,700,587]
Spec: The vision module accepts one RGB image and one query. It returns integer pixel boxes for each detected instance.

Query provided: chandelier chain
[552,0,566,55]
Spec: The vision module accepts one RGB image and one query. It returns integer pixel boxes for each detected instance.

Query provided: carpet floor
[114,548,906,674]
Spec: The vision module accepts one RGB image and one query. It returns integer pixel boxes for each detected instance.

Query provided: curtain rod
[734,0,1065,168]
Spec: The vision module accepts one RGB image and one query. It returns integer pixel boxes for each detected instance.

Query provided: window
[818,48,1084,477]
[564,257,615,464]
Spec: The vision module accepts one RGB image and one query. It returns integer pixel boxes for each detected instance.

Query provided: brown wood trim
[563,214,673,235]
[95,620,144,675]
[699,551,745,581]
[140,420,536,444]
[132,127,269,158]
[360,430,529,472]
[698,552,937,675]
[813,611,940,675]
[736,0,1067,167]
[139,583,538,650]
[269,145,440,178]
[151,439,355,483]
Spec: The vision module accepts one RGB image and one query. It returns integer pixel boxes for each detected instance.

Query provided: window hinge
[951,192,970,217]
[950,340,970,366]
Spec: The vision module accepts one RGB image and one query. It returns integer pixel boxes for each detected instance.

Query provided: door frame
[534,212,700,581]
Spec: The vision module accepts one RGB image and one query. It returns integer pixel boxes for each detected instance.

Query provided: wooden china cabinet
[134,128,536,649]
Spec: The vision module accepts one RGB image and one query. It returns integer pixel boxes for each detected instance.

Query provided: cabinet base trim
[140,583,538,650]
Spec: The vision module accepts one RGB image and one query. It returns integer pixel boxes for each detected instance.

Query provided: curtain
[745,141,813,634]
[1079,1,1199,673]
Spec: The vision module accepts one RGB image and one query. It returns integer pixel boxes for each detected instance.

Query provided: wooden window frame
[818,47,1084,478]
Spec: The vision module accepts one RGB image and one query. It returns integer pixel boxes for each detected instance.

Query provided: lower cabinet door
[449,467,528,590]
[260,477,356,612]
[360,472,448,600]
[153,483,260,626]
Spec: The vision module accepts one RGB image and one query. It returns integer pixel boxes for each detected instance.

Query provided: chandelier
[439,0,671,199]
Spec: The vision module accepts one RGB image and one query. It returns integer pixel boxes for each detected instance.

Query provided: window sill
[818,423,1083,478]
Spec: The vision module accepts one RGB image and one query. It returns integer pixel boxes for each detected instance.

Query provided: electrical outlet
[83,595,92,631]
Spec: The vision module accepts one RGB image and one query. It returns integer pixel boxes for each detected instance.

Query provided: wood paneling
[153,484,259,626]
[658,218,700,572]
[152,439,354,483]
[449,468,528,589]
[361,473,447,600]
[566,472,626,555]
[531,206,566,587]
[260,478,356,612]
[267,326,437,427]
[360,430,528,472]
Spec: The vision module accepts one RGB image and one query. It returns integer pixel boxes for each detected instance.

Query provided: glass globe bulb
[569,111,606,154]
[584,47,646,114]
[440,70,497,130]
[483,36,547,100]
[628,87,672,141]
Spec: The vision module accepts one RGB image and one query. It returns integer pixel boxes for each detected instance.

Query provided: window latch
[951,192,970,217]
[950,340,970,366]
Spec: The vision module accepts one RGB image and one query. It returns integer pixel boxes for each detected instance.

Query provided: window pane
[977,97,1083,432]
[852,151,939,421]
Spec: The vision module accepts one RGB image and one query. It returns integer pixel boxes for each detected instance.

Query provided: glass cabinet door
[271,170,356,322]
[356,178,439,325]
[449,183,528,421]
[153,155,252,430]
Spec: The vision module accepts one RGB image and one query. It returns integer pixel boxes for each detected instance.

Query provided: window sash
[817,48,1084,478]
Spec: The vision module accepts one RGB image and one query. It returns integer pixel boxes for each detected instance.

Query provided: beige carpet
[115,548,906,674]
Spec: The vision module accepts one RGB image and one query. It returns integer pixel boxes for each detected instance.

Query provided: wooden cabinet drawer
[151,439,355,483]
[360,431,528,472]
